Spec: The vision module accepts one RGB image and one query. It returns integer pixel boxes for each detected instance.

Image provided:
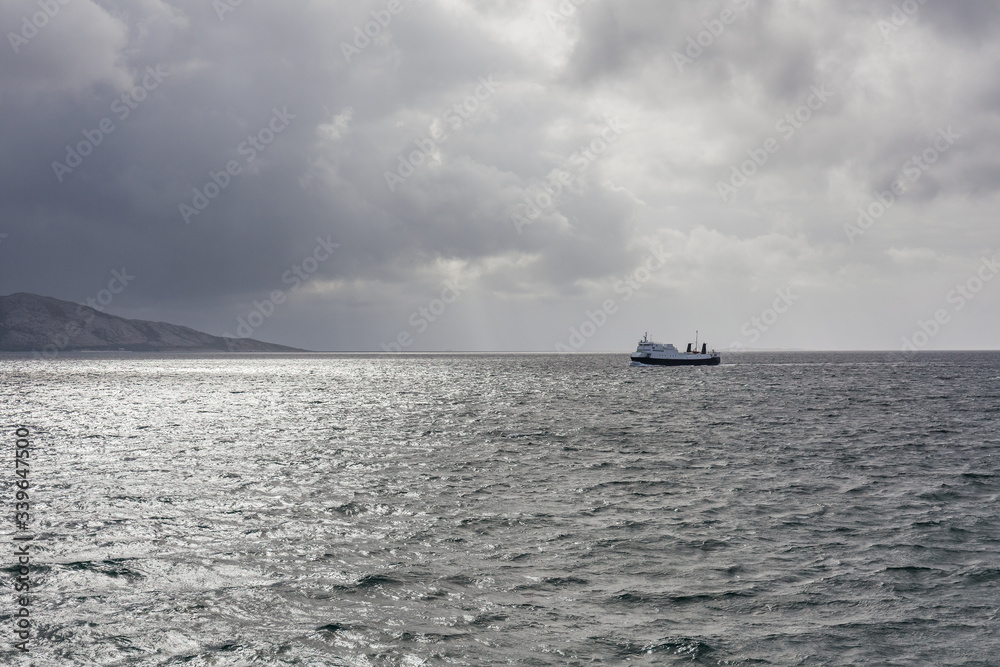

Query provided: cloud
[2,0,132,94]
[1,0,999,351]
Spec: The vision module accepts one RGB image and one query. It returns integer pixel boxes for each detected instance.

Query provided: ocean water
[2,351,999,665]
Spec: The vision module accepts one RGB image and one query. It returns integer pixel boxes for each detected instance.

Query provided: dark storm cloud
[1,0,999,350]
[3,1,520,298]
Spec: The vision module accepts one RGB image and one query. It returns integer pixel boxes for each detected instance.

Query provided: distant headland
[0,293,303,353]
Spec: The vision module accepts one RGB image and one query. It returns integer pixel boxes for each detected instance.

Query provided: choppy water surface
[2,352,1000,665]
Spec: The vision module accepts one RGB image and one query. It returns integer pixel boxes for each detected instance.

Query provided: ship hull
[630,354,721,366]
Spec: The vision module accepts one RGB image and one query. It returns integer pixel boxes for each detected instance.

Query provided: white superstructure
[630,332,721,366]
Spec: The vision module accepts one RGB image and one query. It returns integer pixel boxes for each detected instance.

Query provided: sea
[1,351,999,665]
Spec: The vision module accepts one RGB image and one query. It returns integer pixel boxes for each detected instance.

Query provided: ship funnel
[701,343,707,354]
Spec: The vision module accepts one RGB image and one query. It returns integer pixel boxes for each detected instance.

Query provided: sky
[1,0,999,352]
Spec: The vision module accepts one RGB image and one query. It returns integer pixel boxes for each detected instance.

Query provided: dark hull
[630,355,721,366]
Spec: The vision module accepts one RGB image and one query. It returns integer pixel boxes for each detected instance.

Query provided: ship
[630,331,721,366]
